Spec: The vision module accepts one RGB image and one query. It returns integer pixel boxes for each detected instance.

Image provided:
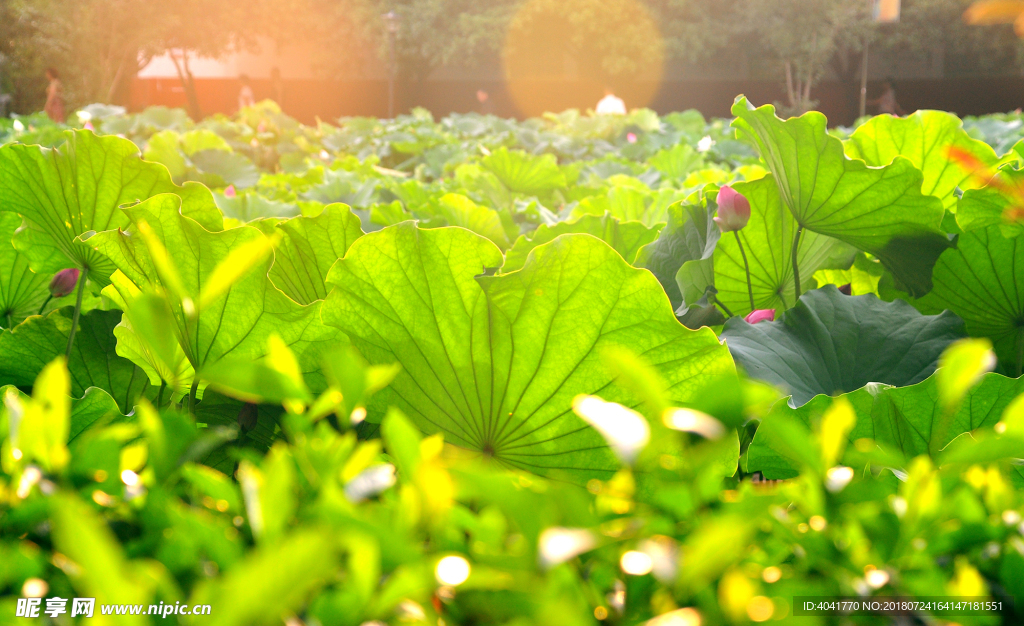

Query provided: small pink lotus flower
[224,185,237,198]
[626,132,637,144]
[84,121,95,131]
[713,186,751,232]
[49,268,81,298]
[744,309,775,324]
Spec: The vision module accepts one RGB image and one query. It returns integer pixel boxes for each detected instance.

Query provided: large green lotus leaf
[0,212,51,327]
[845,110,1000,211]
[504,213,660,274]
[915,225,1024,374]
[731,98,948,296]
[215,193,301,222]
[481,147,567,195]
[870,372,1024,462]
[721,286,966,407]
[143,130,188,181]
[251,204,363,305]
[89,194,339,388]
[574,183,682,227]
[635,198,719,311]
[0,384,125,445]
[648,143,704,181]
[322,225,733,480]
[955,165,1024,238]
[69,387,129,443]
[713,177,855,317]
[746,372,1024,478]
[433,193,510,249]
[0,309,154,413]
[0,130,224,282]
[190,149,261,189]
[180,129,231,155]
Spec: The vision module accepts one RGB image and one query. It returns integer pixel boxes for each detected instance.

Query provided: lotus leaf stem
[734,231,755,312]
[791,226,804,301]
[64,269,87,361]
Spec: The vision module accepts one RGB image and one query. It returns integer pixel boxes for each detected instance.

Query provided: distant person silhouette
[238,75,255,111]
[44,68,66,123]
[869,79,905,116]
[596,87,626,115]
[270,67,285,109]
[476,89,494,115]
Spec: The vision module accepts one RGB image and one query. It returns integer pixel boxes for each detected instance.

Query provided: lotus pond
[1,97,1024,625]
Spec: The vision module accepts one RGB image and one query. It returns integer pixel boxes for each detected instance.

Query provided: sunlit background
[2,1,1024,124]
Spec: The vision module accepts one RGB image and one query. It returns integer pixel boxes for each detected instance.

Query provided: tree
[734,0,871,115]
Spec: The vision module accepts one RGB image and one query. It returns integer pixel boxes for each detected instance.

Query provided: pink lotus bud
[224,185,237,198]
[626,132,637,144]
[257,121,267,133]
[713,186,751,232]
[84,121,95,131]
[49,268,81,298]
[838,283,852,296]
[744,309,775,324]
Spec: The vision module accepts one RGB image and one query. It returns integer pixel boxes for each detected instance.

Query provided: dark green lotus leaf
[746,372,1024,478]
[69,387,129,443]
[0,309,153,413]
[0,213,51,327]
[505,213,660,274]
[481,147,567,195]
[845,110,1000,211]
[322,225,733,481]
[0,382,128,444]
[712,177,855,317]
[955,165,1024,238]
[89,194,340,390]
[721,286,966,407]
[190,149,261,189]
[0,130,223,283]
[251,205,364,305]
[870,372,1024,461]
[731,98,948,296]
[635,197,719,311]
[915,225,1024,375]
